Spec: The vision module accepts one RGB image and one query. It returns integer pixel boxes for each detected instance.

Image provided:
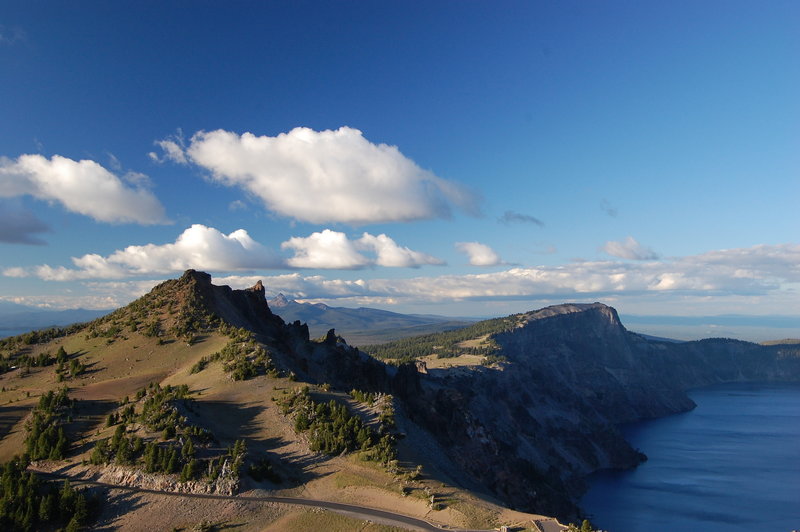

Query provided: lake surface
[581,382,800,532]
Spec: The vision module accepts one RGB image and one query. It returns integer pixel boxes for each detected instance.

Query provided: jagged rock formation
[166,271,396,394]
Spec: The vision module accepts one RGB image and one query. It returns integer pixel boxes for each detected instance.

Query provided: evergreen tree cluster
[0,343,76,377]
[90,423,208,483]
[24,387,74,461]
[360,315,520,362]
[207,337,276,381]
[0,323,87,354]
[0,457,93,532]
[135,382,192,432]
[13,351,54,370]
[348,388,377,405]
[90,424,144,467]
[278,387,397,465]
[89,383,249,485]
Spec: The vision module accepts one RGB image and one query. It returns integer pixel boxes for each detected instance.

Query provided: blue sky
[1,1,798,340]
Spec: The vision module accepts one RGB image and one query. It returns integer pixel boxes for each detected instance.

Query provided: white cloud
[602,236,659,260]
[357,233,444,268]
[210,243,800,311]
[4,226,442,280]
[281,229,443,269]
[4,224,284,280]
[149,139,187,164]
[156,126,479,224]
[282,229,370,269]
[0,154,169,225]
[15,242,799,315]
[455,241,502,266]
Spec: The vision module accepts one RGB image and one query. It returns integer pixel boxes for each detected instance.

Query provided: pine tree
[58,479,74,521]
[181,438,195,460]
[166,448,178,473]
[56,346,68,364]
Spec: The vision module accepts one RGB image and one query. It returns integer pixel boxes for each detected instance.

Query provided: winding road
[34,470,488,532]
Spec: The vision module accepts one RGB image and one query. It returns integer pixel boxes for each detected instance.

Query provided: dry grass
[262,508,410,532]
[0,286,555,532]
[420,353,484,369]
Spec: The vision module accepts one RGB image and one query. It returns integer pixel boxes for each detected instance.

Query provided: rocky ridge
[161,276,800,521]
[22,272,798,524]
[395,302,800,519]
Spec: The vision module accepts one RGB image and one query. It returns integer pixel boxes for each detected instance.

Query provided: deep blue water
[581,382,800,532]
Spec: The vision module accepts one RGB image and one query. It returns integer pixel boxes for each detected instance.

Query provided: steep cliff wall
[398,303,800,521]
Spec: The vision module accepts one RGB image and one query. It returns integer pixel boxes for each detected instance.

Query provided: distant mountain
[267,293,475,345]
[0,301,108,337]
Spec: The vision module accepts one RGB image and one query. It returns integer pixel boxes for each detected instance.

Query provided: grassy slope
[0,279,552,531]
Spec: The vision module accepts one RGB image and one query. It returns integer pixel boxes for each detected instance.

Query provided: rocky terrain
[2,271,799,529]
[390,303,800,519]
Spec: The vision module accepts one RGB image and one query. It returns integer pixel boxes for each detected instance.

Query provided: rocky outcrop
[95,464,238,495]
[398,303,800,521]
[137,274,800,522]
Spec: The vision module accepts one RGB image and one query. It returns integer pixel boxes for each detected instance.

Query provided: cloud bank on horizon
[5,236,799,317]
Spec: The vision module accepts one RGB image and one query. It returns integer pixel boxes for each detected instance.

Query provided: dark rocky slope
[132,273,800,522]
[393,303,800,520]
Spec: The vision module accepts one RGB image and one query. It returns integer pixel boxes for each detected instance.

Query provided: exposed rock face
[97,464,238,495]
[145,274,800,521]
[248,280,264,294]
[173,269,288,343]
[398,303,800,520]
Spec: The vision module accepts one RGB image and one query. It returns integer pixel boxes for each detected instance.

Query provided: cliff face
[398,303,800,520]
[136,275,800,521]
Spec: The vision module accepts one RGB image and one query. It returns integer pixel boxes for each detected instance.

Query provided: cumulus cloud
[4,226,443,280]
[602,236,659,260]
[358,233,445,268]
[498,210,544,227]
[4,224,283,280]
[0,154,169,225]
[282,230,369,269]
[155,126,480,224]
[455,241,502,266]
[0,202,50,245]
[282,229,444,269]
